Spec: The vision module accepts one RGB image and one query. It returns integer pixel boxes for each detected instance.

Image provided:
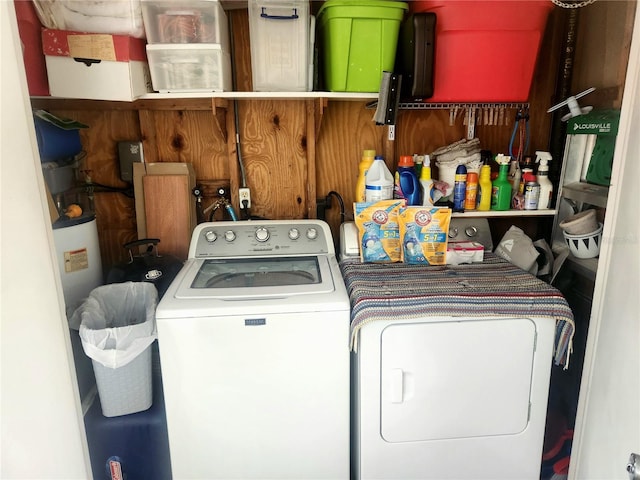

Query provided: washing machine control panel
[448,218,493,250]
[191,221,331,258]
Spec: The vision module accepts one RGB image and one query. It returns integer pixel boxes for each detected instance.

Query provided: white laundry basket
[562,223,603,259]
[74,282,158,417]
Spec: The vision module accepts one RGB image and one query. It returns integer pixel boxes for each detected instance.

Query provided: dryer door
[380,318,537,442]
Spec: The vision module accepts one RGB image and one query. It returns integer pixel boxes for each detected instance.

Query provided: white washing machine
[340,219,572,480]
[155,220,350,480]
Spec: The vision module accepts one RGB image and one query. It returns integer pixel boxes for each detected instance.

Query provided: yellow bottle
[477,164,492,211]
[355,149,376,202]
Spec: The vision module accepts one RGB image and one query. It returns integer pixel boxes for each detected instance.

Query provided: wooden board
[142,174,192,260]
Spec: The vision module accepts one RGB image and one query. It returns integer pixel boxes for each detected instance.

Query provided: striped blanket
[340,253,575,369]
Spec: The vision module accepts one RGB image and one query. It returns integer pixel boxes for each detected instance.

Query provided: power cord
[317,191,346,221]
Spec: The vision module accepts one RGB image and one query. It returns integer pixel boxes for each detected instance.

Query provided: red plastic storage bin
[409,0,554,102]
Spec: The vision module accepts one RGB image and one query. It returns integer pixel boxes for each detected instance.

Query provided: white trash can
[73,282,158,417]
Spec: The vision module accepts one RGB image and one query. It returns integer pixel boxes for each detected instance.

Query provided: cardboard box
[42,28,152,101]
[133,162,197,261]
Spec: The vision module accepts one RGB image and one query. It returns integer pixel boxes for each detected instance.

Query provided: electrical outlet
[239,188,251,209]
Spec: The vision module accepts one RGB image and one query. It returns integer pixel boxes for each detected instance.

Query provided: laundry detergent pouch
[399,207,451,264]
[354,200,404,263]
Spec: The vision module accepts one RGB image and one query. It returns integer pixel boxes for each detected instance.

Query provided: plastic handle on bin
[260,7,298,19]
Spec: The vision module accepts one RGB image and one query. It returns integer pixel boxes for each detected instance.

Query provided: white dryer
[340,221,574,480]
[353,314,556,480]
[155,220,350,479]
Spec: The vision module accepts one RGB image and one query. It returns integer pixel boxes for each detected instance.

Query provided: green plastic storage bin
[317,0,408,93]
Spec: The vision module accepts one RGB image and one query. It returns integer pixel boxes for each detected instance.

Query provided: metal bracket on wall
[400,102,530,139]
[366,101,530,140]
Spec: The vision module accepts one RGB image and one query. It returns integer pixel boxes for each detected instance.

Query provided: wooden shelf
[138,91,379,101]
[560,182,609,209]
[552,242,599,281]
[452,209,556,218]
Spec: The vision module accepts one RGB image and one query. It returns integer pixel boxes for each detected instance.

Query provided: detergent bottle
[394,155,421,205]
[355,149,376,202]
[536,151,553,209]
[477,164,492,211]
[365,155,394,202]
[419,155,434,207]
[491,154,512,211]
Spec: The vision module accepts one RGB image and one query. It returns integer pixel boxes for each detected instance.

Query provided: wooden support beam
[306,99,318,219]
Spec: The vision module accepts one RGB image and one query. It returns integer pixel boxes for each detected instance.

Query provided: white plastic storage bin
[147,43,232,92]
[141,0,229,49]
[33,0,146,38]
[248,0,313,92]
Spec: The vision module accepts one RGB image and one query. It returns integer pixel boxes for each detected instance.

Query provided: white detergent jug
[365,155,394,202]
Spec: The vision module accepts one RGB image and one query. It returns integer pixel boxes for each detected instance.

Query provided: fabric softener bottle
[394,155,421,205]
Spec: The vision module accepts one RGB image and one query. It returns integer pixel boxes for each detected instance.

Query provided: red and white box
[446,241,485,265]
[42,28,152,101]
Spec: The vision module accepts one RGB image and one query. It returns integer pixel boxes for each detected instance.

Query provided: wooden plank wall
[29,4,633,272]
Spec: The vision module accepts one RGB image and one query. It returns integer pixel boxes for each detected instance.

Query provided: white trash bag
[72,282,158,369]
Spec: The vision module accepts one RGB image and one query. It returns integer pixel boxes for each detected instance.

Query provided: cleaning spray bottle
[394,155,421,205]
[491,154,512,211]
[535,151,553,209]
[419,155,434,207]
[355,149,376,202]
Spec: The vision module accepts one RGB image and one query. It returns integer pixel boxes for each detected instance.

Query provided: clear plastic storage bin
[248,0,312,92]
[141,0,229,49]
[147,43,232,92]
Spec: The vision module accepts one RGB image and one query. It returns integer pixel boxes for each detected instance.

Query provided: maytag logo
[573,122,612,133]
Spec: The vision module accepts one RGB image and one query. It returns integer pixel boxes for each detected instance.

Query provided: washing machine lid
[380,318,536,442]
[173,255,335,300]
